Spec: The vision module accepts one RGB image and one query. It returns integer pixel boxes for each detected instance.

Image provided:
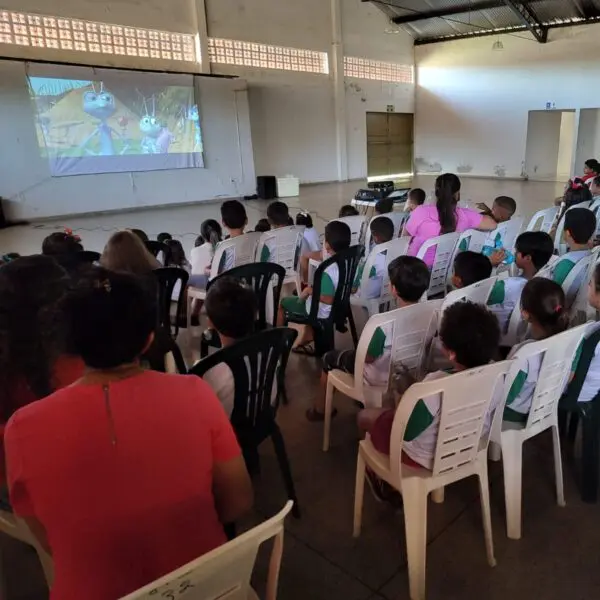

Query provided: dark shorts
[189,274,209,288]
[370,410,424,468]
[322,349,356,374]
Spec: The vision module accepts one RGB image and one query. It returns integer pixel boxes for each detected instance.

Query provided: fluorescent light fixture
[367,172,413,182]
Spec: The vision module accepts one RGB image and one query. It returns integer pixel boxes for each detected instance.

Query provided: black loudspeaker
[257,176,277,200]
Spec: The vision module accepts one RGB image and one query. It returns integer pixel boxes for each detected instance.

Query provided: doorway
[524,110,576,181]
[366,112,413,179]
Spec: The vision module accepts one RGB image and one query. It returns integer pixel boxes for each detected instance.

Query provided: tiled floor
[2,176,597,600]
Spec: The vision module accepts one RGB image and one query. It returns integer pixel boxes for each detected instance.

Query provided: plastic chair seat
[327,369,386,407]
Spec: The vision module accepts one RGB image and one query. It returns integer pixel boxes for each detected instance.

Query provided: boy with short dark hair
[307,255,430,421]
[260,201,291,262]
[217,199,249,272]
[375,197,394,215]
[157,232,172,243]
[477,196,517,224]
[353,216,395,300]
[202,277,258,414]
[487,231,554,333]
[452,251,493,289]
[279,221,351,354]
[405,188,426,212]
[339,204,359,217]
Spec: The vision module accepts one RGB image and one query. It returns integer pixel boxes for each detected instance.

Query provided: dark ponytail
[521,278,569,337]
[435,173,461,234]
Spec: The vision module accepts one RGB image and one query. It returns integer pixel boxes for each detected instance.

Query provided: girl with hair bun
[504,278,569,422]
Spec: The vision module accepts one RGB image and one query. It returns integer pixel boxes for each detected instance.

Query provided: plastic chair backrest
[506,325,587,437]
[355,237,410,312]
[554,201,592,254]
[206,262,286,329]
[154,267,189,337]
[331,215,368,246]
[120,501,293,600]
[416,232,460,297]
[389,361,511,478]
[526,206,559,233]
[353,300,443,391]
[308,245,364,326]
[210,232,262,279]
[570,248,600,325]
[561,254,593,309]
[190,328,297,435]
[590,198,600,234]
[441,276,498,312]
[257,226,304,281]
[490,217,524,251]
[364,212,410,248]
[501,285,527,347]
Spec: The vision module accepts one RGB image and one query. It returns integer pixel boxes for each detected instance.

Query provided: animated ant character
[139,94,173,154]
[79,83,128,156]
[187,104,202,152]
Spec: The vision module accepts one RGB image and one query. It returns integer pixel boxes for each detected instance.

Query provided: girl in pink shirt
[406,173,497,266]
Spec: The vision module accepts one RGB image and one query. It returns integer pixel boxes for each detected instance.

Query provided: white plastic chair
[487,217,525,253]
[257,226,304,289]
[445,229,488,287]
[441,276,498,312]
[323,300,442,452]
[590,198,600,235]
[0,511,54,588]
[526,207,559,233]
[500,286,528,347]
[187,233,263,312]
[353,361,511,600]
[120,501,293,600]
[331,215,368,246]
[350,237,410,316]
[489,325,587,540]
[416,233,460,298]
[561,254,593,310]
[364,212,410,249]
[570,247,600,325]
[554,201,592,254]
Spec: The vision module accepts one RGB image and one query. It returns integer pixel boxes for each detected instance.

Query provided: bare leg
[277,304,286,327]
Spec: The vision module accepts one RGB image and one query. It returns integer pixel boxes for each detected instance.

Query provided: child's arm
[476,202,493,216]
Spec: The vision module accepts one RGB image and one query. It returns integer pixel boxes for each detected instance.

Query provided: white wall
[575,109,600,170]
[415,24,600,180]
[0,60,255,219]
[557,111,576,180]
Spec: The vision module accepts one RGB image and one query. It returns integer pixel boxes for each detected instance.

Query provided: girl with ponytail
[405,173,497,266]
[189,219,223,288]
[504,278,569,422]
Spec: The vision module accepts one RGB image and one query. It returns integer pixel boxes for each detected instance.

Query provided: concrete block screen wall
[0,0,415,219]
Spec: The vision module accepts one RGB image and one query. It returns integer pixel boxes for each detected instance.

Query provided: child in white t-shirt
[189,219,223,287]
[352,216,395,301]
[358,301,501,477]
[487,231,554,334]
[296,211,321,255]
[306,255,431,422]
[200,277,259,415]
[503,278,569,423]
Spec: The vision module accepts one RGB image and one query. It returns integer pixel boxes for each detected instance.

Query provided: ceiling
[367,0,600,44]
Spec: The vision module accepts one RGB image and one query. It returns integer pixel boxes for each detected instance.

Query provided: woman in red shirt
[0,256,85,489]
[5,267,252,600]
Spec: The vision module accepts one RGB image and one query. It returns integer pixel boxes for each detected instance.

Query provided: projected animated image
[29,77,203,161]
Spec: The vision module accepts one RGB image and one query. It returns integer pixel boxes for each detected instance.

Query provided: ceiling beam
[501,0,548,42]
[390,1,508,25]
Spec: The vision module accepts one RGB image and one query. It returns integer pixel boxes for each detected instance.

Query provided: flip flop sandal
[292,342,316,356]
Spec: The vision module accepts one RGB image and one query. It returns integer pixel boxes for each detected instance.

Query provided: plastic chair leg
[477,458,497,567]
[353,451,366,538]
[551,424,566,507]
[402,479,428,600]
[488,441,502,462]
[581,414,600,503]
[501,431,524,540]
[431,487,445,504]
[323,378,335,452]
[271,426,300,518]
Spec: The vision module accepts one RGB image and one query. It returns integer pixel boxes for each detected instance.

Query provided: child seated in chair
[278,221,351,353]
[546,208,595,291]
[339,204,359,217]
[358,301,501,483]
[404,188,426,213]
[487,231,554,333]
[504,278,569,423]
[451,251,492,289]
[306,256,430,422]
[201,278,258,415]
[353,216,395,300]
[259,201,291,262]
[375,197,394,215]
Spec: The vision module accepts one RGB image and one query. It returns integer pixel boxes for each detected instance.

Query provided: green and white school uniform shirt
[363,322,393,386]
[576,322,600,404]
[352,249,386,301]
[487,276,528,333]
[260,238,276,263]
[306,263,339,319]
[548,249,591,286]
[402,370,503,469]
